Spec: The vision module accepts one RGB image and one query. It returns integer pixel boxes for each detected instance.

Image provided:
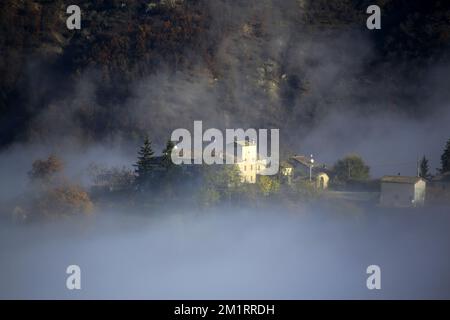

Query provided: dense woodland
[0,0,449,147]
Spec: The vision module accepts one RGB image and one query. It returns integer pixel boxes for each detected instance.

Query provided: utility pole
[416,156,420,177]
[309,154,314,182]
[348,162,351,180]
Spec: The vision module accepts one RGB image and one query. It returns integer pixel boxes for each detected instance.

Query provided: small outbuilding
[380,176,426,207]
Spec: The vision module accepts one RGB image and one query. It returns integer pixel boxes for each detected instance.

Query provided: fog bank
[1,206,449,299]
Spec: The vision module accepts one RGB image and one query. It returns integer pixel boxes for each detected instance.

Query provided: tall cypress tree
[441,138,450,174]
[134,136,155,188]
[161,139,175,170]
[419,155,431,179]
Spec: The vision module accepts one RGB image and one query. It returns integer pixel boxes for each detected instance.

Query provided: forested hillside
[1,0,449,147]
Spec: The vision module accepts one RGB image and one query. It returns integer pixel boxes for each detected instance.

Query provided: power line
[369,161,417,167]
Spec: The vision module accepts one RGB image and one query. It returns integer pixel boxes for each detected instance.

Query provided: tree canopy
[28,154,64,184]
[134,136,155,189]
[332,154,370,182]
[161,139,175,169]
[440,138,450,174]
[419,155,431,179]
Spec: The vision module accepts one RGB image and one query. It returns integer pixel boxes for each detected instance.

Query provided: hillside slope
[0,0,449,147]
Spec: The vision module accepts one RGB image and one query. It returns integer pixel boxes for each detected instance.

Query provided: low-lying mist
[1,204,449,299]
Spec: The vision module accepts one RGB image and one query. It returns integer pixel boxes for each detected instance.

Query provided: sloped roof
[291,155,311,167]
[381,176,423,184]
[289,155,329,174]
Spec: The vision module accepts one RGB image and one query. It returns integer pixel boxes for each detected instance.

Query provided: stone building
[380,176,426,207]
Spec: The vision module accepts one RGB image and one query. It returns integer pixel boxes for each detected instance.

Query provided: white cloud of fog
[1,207,450,299]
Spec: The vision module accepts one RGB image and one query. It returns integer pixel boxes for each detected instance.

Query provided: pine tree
[134,136,155,188]
[419,155,431,179]
[161,139,175,169]
[441,138,450,174]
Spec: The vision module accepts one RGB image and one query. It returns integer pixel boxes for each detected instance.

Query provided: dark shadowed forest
[1,0,449,148]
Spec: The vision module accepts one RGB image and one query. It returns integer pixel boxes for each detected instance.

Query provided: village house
[280,161,294,185]
[223,140,269,184]
[379,176,426,207]
[173,139,271,184]
[280,155,330,190]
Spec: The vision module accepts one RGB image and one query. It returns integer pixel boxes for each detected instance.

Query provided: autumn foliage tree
[20,154,93,220]
[36,185,93,218]
[28,154,63,184]
[257,175,280,196]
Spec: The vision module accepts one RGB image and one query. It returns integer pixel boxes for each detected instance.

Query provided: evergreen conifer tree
[419,155,431,179]
[440,138,450,174]
[134,136,155,188]
[162,139,175,169]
